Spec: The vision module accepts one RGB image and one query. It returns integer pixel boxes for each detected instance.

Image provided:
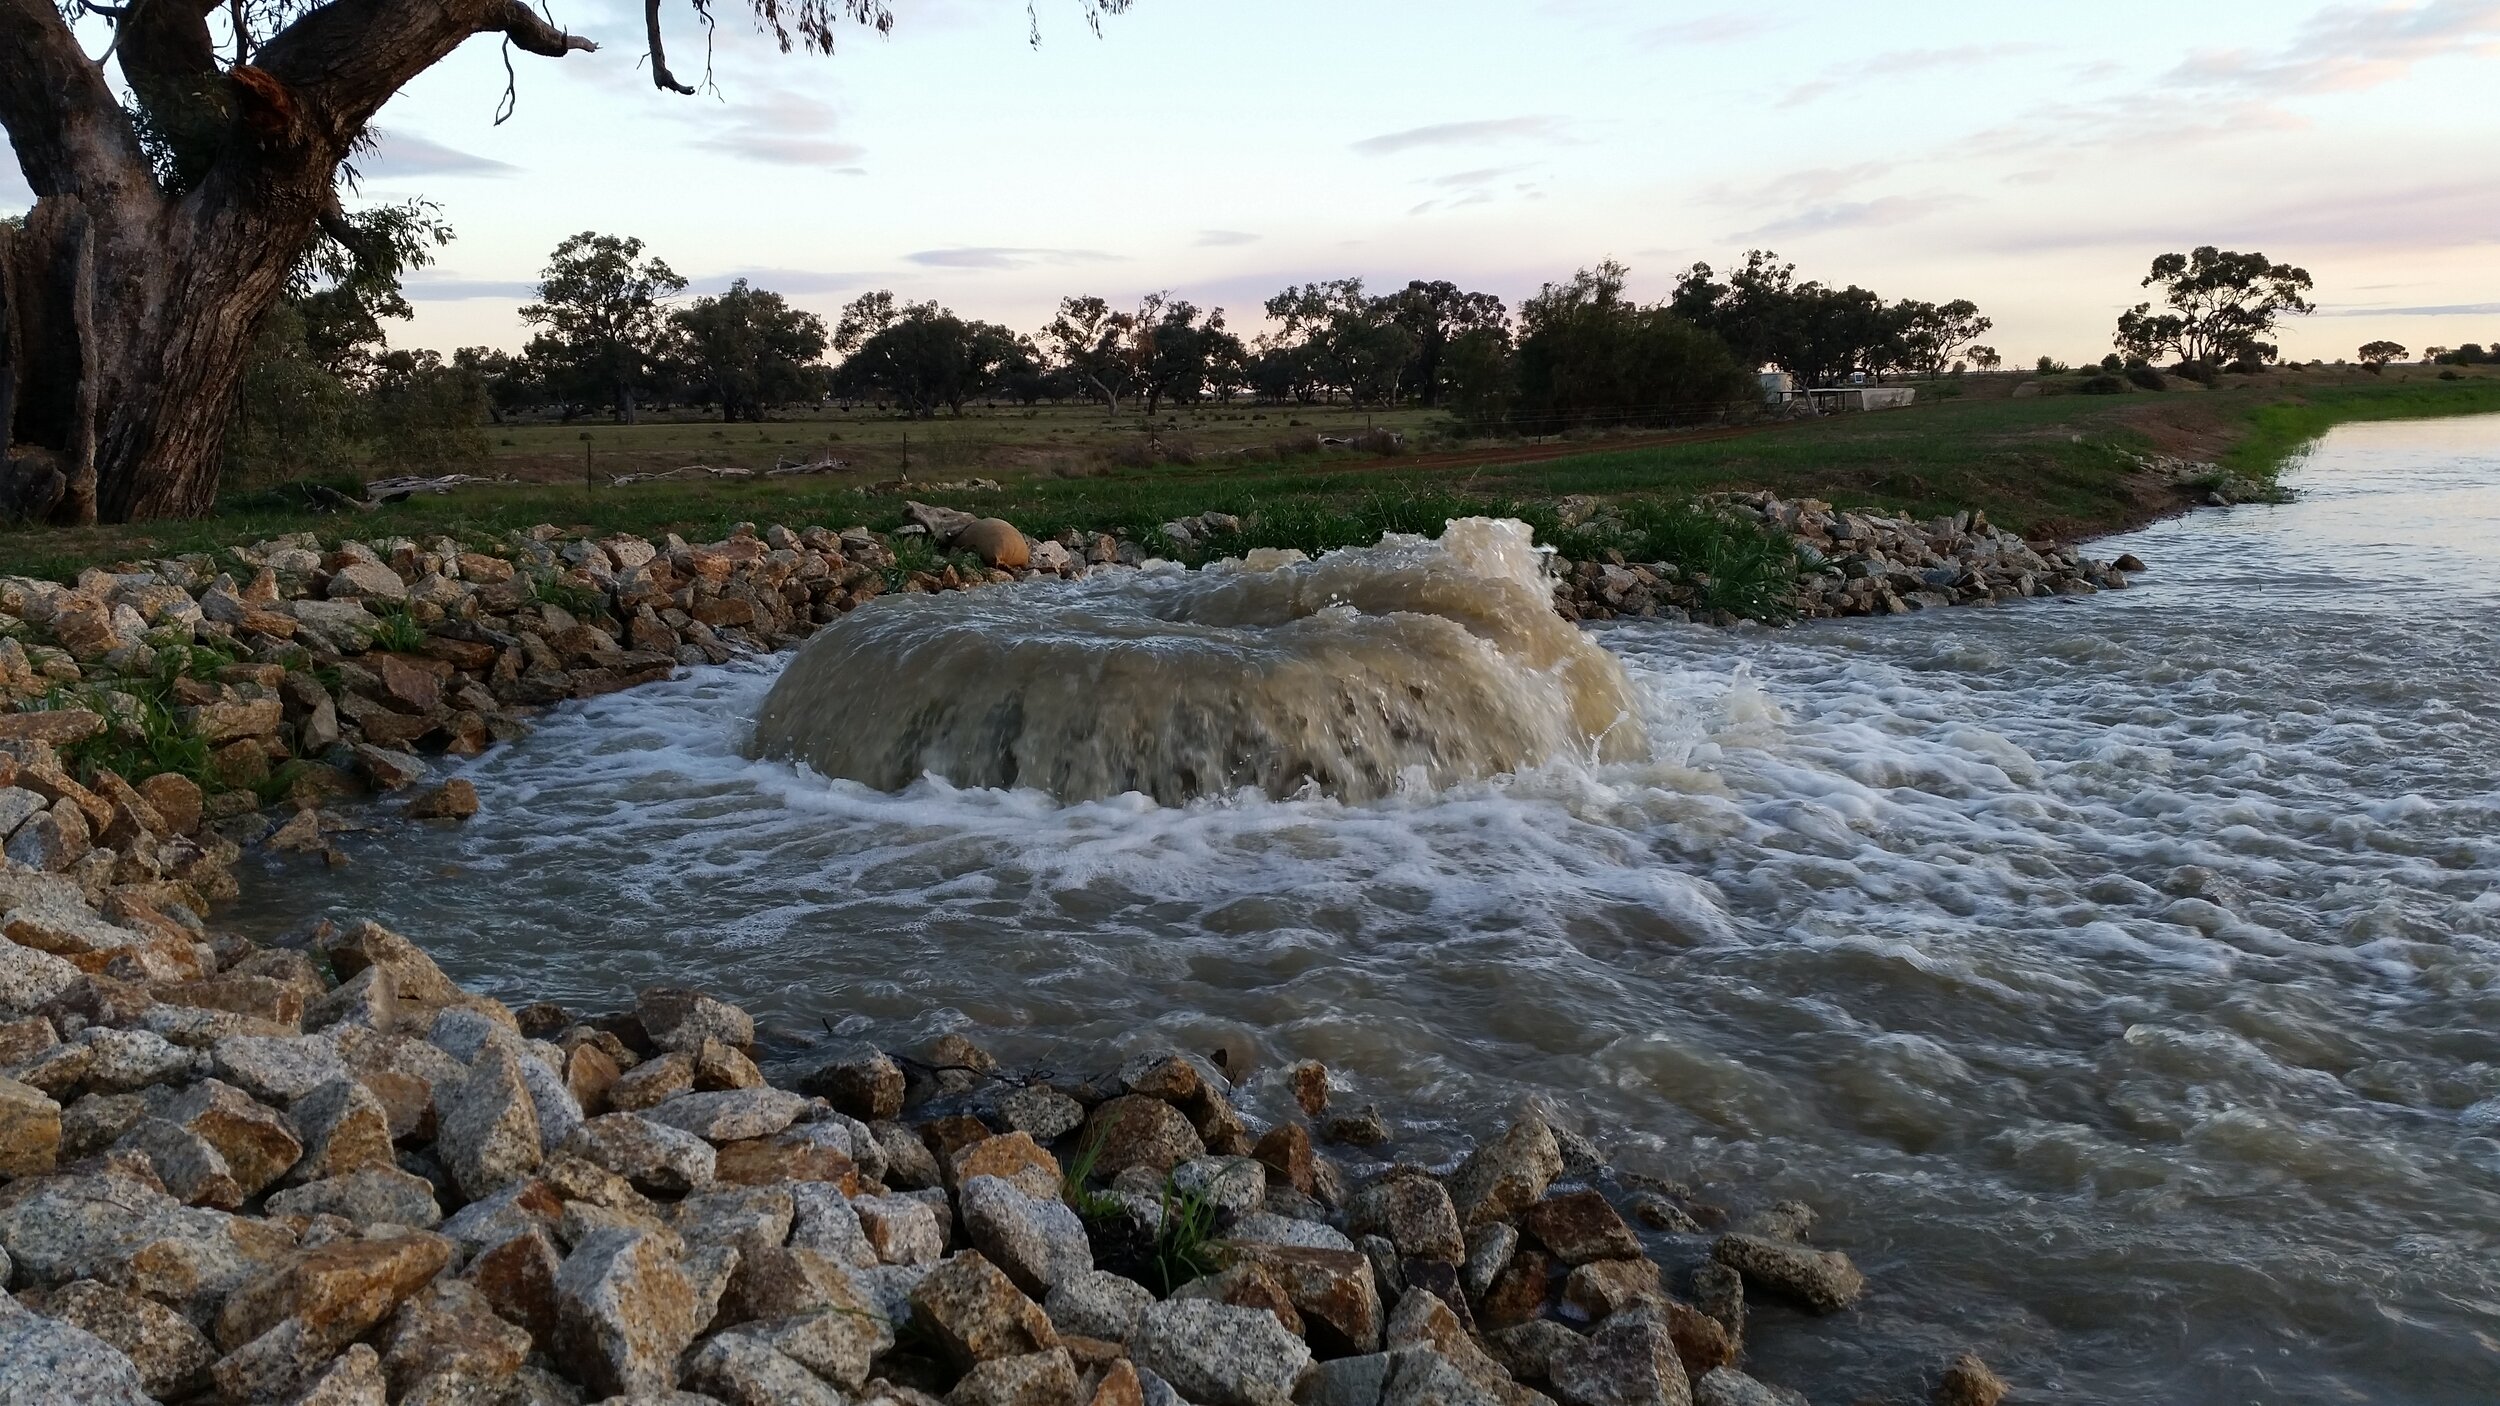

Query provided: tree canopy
[519,233,688,424]
[2113,247,2315,368]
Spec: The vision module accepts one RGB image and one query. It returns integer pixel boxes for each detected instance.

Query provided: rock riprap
[0,860,2003,1405]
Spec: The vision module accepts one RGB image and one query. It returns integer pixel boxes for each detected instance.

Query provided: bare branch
[255,0,592,148]
[644,0,696,93]
[496,0,594,58]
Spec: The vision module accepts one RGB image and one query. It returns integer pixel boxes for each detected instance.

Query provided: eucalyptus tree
[0,0,1129,521]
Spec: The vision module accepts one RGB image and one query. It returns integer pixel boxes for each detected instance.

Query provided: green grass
[2220,378,2500,479]
[8,366,2497,587]
[1150,1173,1228,1295]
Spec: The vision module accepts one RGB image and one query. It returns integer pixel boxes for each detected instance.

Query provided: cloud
[903,247,1122,270]
[402,274,538,301]
[359,132,518,179]
[705,89,869,169]
[2320,300,2500,315]
[1734,193,1968,240]
[1350,116,1568,156]
[1428,164,1531,188]
[1195,230,1261,247]
[1981,177,2498,257]
[696,268,876,295]
[1782,43,2043,106]
[2168,0,2500,97]
[1704,161,1895,209]
[1634,11,1770,47]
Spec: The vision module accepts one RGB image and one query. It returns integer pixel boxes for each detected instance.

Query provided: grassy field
[6,364,2497,583]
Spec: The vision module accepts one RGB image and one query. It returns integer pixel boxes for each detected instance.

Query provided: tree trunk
[4,179,317,522]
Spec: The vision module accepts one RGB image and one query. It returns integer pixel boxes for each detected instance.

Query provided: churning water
[236,415,2500,1404]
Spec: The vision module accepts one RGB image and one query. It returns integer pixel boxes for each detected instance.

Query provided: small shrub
[2036,356,2070,375]
[2439,369,2462,381]
[2078,374,2128,395]
[2125,362,2168,391]
[2100,353,2125,373]
[1349,428,1405,456]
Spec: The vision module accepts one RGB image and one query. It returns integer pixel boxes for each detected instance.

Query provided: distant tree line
[222,226,2002,484]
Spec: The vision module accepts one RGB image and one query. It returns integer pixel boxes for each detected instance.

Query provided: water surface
[237,415,2500,1405]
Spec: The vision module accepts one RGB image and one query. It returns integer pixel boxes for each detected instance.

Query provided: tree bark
[0,0,595,522]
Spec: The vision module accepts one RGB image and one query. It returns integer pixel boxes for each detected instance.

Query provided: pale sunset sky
[12,0,2498,362]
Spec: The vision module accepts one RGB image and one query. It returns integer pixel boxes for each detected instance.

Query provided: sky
[11,0,2500,362]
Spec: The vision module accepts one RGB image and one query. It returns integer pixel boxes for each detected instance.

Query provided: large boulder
[1129,1297,1312,1406]
[0,1293,153,1405]
[960,1175,1093,1298]
[957,519,1031,570]
[551,1226,703,1399]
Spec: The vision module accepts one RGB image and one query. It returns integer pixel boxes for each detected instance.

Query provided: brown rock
[151,971,306,1026]
[1224,1242,1381,1355]
[950,1345,1078,1406]
[283,1077,396,1185]
[33,1278,217,1399]
[117,1116,245,1208]
[470,1225,562,1350]
[319,920,462,1009]
[406,779,479,821]
[1934,1351,2009,1406]
[1252,1121,1318,1196]
[1088,1357,1145,1406]
[371,654,445,713]
[1286,1060,1330,1116]
[952,1130,1061,1199]
[1521,1190,1643,1265]
[437,1045,544,1200]
[801,1045,904,1120]
[608,1050,695,1111]
[1174,1261,1302,1337]
[1347,1173,1464,1264]
[1477,1247,1557,1331]
[1660,1301,1736,1380]
[955,519,1032,570]
[0,1075,62,1177]
[551,1225,703,1399]
[910,1252,1059,1367]
[635,985,755,1053]
[565,1039,622,1116]
[1563,1258,1665,1320]
[692,1035,764,1090]
[1708,1233,1864,1314]
[135,772,205,836]
[214,1231,455,1356]
[0,708,106,744]
[381,1279,531,1400]
[1082,1095,1205,1177]
[1447,1117,1563,1230]
[714,1132,861,1190]
[1547,1307,1691,1406]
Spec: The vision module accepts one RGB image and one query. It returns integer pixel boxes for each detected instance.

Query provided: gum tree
[2113,247,2315,370]
[0,0,1128,523]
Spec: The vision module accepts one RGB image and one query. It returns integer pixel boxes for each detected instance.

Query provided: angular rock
[1175,1262,1302,1337]
[635,986,754,1054]
[78,1026,194,1092]
[607,1050,694,1112]
[1044,1268,1156,1343]
[953,1130,1062,1199]
[1254,1121,1319,1197]
[1347,1174,1464,1265]
[116,1116,243,1208]
[212,1033,347,1106]
[1563,1258,1663,1320]
[671,1184,795,1260]
[801,1045,905,1121]
[1690,1367,1801,1406]
[746,1297,894,1388]
[380,1280,532,1401]
[438,1045,544,1200]
[1487,1321,1581,1385]
[0,940,82,1016]
[713,1127,859,1189]
[565,1113,715,1195]
[1708,1234,1863,1314]
[1082,1095,1204,1177]
[213,1231,455,1358]
[1172,1156,1267,1217]
[1447,1119,1562,1230]
[266,1166,444,1230]
[909,1252,1059,1367]
[641,1087,807,1144]
[786,1181,878,1268]
[465,1226,563,1346]
[283,1076,396,1185]
[856,1192,946,1265]
[1130,1297,1313,1406]
[999,1084,1085,1143]
[952,1346,1080,1406]
[0,1075,61,1177]
[31,1280,216,1401]
[1521,1190,1642,1266]
[551,1226,702,1399]
[1548,1310,1691,1406]
[318,921,462,1009]
[0,1293,154,1405]
[1226,1242,1384,1356]
[406,780,479,821]
[962,1174,1094,1298]
[685,1331,846,1406]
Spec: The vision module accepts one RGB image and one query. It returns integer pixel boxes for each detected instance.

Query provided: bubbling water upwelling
[749,518,1647,803]
[232,416,2500,1406]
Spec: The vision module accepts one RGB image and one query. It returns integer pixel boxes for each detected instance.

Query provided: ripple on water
[235,416,2500,1405]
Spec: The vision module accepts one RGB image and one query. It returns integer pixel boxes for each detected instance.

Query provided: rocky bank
[0,502,2080,1404]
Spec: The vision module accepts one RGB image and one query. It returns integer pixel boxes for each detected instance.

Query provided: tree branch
[255,0,593,148]
[645,0,697,93]
[0,0,155,200]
